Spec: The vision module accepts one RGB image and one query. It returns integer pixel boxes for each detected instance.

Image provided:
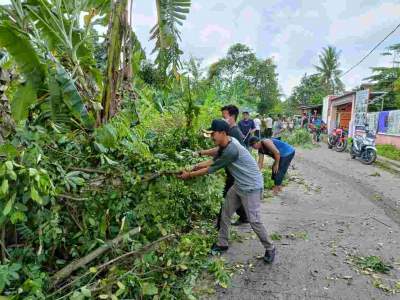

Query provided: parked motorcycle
[350,126,377,165]
[327,128,348,152]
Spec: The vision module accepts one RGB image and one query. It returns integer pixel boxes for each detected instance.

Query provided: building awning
[332,97,353,107]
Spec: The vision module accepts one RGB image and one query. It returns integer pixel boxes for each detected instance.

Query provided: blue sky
[1,0,399,97]
[132,0,400,97]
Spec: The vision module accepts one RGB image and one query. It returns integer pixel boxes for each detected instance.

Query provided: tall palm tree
[315,46,345,95]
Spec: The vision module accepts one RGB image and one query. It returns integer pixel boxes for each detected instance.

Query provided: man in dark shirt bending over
[196,105,249,227]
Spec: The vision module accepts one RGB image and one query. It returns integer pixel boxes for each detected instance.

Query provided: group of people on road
[237,111,296,147]
[302,110,326,144]
[177,105,296,264]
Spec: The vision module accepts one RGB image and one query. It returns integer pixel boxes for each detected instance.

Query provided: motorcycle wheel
[361,148,377,165]
[335,139,347,152]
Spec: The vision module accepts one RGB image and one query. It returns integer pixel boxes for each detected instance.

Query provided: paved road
[210,145,400,300]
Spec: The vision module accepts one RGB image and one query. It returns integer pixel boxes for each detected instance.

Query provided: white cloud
[328,2,400,43]
[199,24,232,43]
[134,13,156,27]
[192,3,202,12]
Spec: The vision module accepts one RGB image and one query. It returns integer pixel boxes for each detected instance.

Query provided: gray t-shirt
[208,138,263,192]
[228,125,245,146]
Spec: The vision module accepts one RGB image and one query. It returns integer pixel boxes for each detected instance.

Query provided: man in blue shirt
[249,136,295,195]
[238,111,256,148]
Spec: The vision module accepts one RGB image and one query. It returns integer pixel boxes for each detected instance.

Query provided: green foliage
[377,144,400,161]
[287,73,327,110]
[366,43,400,111]
[351,255,393,274]
[151,0,191,76]
[262,168,274,190]
[281,128,312,146]
[269,232,282,241]
[0,94,227,298]
[207,43,280,113]
[0,21,46,121]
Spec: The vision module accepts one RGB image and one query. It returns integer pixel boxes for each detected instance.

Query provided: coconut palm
[315,46,345,95]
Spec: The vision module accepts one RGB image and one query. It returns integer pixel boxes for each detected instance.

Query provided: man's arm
[179,166,210,179]
[179,147,238,180]
[192,159,213,171]
[258,153,264,170]
[198,147,218,157]
[262,140,280,173]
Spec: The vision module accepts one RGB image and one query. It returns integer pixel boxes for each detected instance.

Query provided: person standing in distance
[254,114,262,138]
[265,114,273,138]
[238,110,256,148]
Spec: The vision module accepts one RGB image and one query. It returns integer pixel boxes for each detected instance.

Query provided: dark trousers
[265,128,272,138]
[272,152,295,186]
[216,169,248,229]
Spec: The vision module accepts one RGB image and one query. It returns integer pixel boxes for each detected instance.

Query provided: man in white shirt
[254,114,261,138]
[265,114,273,138]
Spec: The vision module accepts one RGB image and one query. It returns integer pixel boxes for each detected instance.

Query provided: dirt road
[211,146,400,300]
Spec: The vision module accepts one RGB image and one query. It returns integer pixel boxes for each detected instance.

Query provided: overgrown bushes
[281,128,313,146]
[0,99,231,298]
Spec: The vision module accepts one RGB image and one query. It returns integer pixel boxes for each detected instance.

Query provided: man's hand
[192,164,203,171]
[178,170,191,180]
[272,162,279,174]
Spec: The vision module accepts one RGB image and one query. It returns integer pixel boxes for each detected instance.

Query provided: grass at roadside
[377,144,400,161]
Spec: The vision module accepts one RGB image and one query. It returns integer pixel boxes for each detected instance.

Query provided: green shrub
[281,129,312,146]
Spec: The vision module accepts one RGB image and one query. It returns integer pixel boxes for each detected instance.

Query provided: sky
[132,0,400,98]
[1,0,399,98]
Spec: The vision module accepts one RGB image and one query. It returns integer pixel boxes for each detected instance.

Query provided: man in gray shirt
[197,105,248,227]
[179,119,275,263]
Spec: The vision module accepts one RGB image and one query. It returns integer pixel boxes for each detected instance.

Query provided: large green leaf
[0,22,45,87]
[52,64,94,128]
[150,0,191,73]
[11,83,37,121]
[0,22,46,120]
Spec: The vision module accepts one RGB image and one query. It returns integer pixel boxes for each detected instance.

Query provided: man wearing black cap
[196,105,248,226]
[178,119,276,263]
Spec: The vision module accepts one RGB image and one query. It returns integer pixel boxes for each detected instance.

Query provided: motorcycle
[350,125,377,165]
[327,128,348,152]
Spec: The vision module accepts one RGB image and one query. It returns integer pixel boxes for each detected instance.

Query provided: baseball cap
[202,119,230,136]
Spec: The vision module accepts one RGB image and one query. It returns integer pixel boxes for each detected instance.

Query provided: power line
[341,22,400,77]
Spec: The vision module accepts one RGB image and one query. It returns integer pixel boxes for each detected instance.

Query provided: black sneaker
[264,247,276,263]
[210,243,228,254]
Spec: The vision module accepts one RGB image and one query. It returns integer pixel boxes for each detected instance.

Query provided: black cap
[203,119,230,135]
[249,136,260,146]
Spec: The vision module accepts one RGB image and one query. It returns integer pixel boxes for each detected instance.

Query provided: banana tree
[150,0,191,78]
[99,0,133,123]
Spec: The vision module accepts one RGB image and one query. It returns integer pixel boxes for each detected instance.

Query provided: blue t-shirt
[259,138,295,158]
[313,118,322,128]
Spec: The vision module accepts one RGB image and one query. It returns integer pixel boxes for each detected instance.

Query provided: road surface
[210,145,400,300]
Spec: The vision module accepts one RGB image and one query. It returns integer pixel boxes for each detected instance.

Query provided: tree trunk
[0,68,14,141]
[100,0,129,124]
